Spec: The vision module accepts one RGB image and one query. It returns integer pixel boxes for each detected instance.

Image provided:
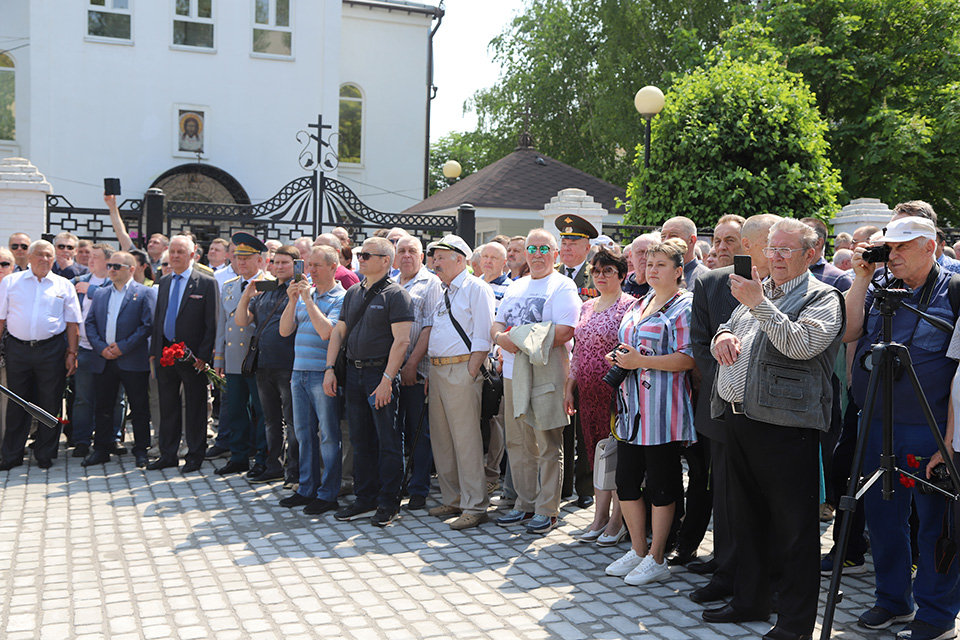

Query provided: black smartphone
[104,178,121,196]
[293,259,304,282]
[254,279,278,292]
[734,254,752,279]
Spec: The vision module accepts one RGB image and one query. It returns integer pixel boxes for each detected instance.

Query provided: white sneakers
[606,549,643,576]
[605,550,670,584]
[624,554,670,585]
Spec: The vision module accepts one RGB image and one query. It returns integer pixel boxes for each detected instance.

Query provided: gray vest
[711,274,845,431]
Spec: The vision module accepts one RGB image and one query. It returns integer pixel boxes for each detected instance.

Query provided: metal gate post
[457,203,475,246]
[144,188,165,239]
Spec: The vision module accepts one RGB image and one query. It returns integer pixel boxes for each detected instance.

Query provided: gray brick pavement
[0,455,896,639]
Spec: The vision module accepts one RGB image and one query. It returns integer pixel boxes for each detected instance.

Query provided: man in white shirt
[0,240,82,470]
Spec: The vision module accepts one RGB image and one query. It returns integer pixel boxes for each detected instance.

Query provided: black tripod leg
[820,352,884,640]
[900,351,960,497]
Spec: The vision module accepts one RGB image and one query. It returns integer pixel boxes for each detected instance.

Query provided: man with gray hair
[623,232,661,298]
[149,234,220,472]
[703,217,843,640]
[314,233,359,290]
[661,216,709,288]
[325,236,413,527]
[0,240,82,470]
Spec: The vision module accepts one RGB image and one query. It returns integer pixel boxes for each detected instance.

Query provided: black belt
[350,358,386,369]
[9,332,64,348]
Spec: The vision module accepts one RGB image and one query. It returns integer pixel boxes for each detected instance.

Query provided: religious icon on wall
[178,109,204,153]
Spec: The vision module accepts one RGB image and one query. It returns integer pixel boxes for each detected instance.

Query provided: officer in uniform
[555,214,597,508]
[213,232,268,476]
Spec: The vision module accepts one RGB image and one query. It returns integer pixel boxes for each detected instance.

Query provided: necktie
[566,267,575,279]
[240,280,248,293]
[164,274,183,342]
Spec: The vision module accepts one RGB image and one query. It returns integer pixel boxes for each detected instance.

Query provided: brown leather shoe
[428,504,461,518]
[450,512,490,530]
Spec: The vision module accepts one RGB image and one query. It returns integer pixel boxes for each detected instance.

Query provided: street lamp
[634,85,665,173]
[442,159,462,185]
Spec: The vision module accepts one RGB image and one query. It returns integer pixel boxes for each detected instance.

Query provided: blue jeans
[397,383,432,497]
[226,373,267,465]
[863,419,960,629]
[72,348,97,446]
[292,370,342,502]
[345,366,402,511]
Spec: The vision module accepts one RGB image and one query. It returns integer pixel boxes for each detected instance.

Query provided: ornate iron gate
[45,194,144,244]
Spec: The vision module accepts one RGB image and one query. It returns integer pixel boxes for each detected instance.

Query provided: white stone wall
[0,157,51,241]
[830,198,893,237]
[540,188,606,240]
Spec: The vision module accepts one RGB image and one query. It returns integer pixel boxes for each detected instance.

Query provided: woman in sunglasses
[604,238,696,586]
[563,247,635,546]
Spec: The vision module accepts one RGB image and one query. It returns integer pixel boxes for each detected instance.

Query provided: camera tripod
[820,288,960,639]
[0,383,58,429]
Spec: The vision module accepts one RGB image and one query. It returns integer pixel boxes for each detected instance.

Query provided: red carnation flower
[907,454,919,469]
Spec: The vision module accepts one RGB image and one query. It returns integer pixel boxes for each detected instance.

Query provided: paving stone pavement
[0,453,900,640]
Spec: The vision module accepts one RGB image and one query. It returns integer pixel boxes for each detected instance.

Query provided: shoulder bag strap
[342,277,386,352]
[250,289,288,344]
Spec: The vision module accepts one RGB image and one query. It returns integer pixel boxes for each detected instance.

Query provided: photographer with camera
[846,213,960,640]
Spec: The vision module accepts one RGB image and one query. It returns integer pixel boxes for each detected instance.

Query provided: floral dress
[569,294,636,467]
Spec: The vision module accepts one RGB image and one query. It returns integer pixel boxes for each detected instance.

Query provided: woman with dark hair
[564,247,635,545]
[129,248,154,286]
[604,238,696,586]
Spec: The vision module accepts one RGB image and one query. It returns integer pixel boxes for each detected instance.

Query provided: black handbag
[334,278,386,386]
[240,290,287,376]
[444,291,503,420]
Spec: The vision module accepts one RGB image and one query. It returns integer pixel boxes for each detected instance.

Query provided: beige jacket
[510,321,570,431]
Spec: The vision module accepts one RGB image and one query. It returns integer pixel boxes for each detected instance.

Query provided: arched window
[0,52,13,141]
[339,84,363,165]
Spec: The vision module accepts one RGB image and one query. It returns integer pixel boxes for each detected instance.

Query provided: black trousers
[1,335,67,463]
[708,436,736,590]
[94,361,150,456]
[726,408,820,635]
[561,394,593,498]
[156,359,208,464]
[676,437,712,553]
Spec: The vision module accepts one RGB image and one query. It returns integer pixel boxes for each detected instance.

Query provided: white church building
[0,0,442,240]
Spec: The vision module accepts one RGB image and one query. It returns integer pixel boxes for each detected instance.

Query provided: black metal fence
[45,195,144,244]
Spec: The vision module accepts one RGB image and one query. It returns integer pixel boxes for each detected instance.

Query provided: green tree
[721,0,960,221]
[427,131,507,195]
[624,57,842,227]
[466,0,747,188]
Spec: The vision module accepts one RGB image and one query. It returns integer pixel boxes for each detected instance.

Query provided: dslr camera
[920,462,954,496]
[602,347,632,388]
[862,244,891,263]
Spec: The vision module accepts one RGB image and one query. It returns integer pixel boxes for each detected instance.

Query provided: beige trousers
[485,402,505,486]
[503,379,564,517]
[428,361,488,515]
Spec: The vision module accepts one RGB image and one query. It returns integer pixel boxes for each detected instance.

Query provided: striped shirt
[293,283,345,371]
[398,266,443,380]
[614,290,696,446]
[485,273,512,313]
[713,271,843,404]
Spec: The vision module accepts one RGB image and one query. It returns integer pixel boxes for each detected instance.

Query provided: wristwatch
[323,365,334,372]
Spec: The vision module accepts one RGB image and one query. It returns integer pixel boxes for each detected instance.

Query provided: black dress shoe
[702,604,770,624]
[36,458,53,469]
[687,558,719,575]
[279,493,312,508]
[181,460,203,473]
[82,450,112,466]
[763,627,811,640]
[406,495,427,510]
[0,459,23,471]
[135,454,149,468]
[576,495,595,509]
[146,457,178,470]
[72,443,90,458]
[216,460,250,476]
[304,498,339,515]
[690,582,733,604]
[110,442,128,455]
[246,463,267,480]
[669,547,698,566]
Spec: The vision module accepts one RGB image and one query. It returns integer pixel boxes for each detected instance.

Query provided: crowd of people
[1,198,960,640]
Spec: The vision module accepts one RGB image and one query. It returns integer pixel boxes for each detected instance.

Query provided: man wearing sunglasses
[8,233,30,272]
[51,232,89,280]
[325,236,413,527]
[81,252,156,468]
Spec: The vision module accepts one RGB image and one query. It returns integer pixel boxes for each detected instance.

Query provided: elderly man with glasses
[51,232,89,279]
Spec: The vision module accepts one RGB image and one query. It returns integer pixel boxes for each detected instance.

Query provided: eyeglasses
[762,247,805,259]
[358,252,388,261]
[526,245,552,254]
[9,244,27,250]
[105,263,128,270]
[0,261,10,268]
[389,238,399,245]
[56,244,75,251]
[592,266,619,278]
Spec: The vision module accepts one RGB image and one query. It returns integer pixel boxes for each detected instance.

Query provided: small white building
[0,0,441,227]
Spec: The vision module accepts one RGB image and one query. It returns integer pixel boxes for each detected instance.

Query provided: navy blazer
[151,268,219,363]
[85,281,157,373]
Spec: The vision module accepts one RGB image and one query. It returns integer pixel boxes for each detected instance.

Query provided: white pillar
[540,188,606,240]
[0,158,52,242]
[830,198,892,238]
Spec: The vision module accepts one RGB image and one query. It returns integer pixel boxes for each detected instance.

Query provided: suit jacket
[72,272,106,309]
[85,281,157,373]
[690,265,739,441]
[214,274,257,375]
[152,268,219,363]
[557,263,598,300]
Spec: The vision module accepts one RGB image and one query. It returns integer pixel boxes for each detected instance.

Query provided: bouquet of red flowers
[160,342,226,391]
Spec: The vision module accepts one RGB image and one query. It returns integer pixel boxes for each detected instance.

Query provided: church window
[88,0,132,42]
[174,0,215,50]
[0,53,13,141]
[339,84,362,165]
[252,0,292,58]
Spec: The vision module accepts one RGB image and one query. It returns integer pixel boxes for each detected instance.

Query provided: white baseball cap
[877,216,936,243]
